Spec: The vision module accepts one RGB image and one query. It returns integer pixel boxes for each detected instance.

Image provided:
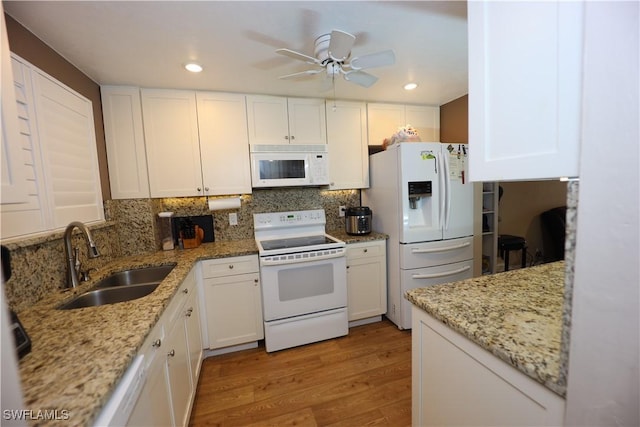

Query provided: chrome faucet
[64,221,100,288]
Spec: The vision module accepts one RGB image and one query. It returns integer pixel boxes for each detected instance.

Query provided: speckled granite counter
[405,261,565,397]
[326,229,388,244]
[15,239,257,427]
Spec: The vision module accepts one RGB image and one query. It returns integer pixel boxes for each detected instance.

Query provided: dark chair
[540,206,567,262]
[498,234,527,271]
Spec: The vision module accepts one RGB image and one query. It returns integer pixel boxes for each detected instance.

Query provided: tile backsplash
[2,188,360,310]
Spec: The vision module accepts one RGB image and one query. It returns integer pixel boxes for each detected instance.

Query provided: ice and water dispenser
[408,181,432,209]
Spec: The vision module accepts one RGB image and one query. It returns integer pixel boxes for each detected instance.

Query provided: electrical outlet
[339,205,346,217]
[229,212,238,226]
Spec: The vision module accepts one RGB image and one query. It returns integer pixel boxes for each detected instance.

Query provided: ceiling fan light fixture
[184,62,203,73]
[404,82,418,91]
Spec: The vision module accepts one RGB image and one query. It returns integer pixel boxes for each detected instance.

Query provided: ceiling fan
[276,29,395,88]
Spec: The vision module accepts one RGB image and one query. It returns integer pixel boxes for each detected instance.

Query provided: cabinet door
[468,1,583,180]
[184,288,203,390]
[287,98,326,145]
[203,272,264,349]
[246,95,289,144]
[127,342,172,426]
[406,105,440,142]
[366,103,405,146]
[197,92,251,195]
[141,89,203,197]
[326,101,368,189]
[101,86,150,199]
[346,241,387,321]
[165,313,192,427]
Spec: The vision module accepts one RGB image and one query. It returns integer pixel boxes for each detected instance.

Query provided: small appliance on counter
[345,206,372,235]
[1,246,31,359]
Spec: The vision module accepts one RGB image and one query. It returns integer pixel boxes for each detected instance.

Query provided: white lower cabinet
[346,240,387,322]
[200,255,264,350]
[123,266,202,427]
[412,305,565,426]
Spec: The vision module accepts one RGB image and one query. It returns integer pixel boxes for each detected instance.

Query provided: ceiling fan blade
[276,48,320,65]
[343,70,379,88]
[279,69,324,79]
[349,50,396,70]
[328,29,356,61]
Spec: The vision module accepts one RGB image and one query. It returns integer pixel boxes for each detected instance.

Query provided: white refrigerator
[362,142,474,329]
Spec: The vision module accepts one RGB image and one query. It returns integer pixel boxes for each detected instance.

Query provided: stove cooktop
[260,235,338,251]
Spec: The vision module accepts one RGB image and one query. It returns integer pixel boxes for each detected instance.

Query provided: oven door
[260,255,347,321]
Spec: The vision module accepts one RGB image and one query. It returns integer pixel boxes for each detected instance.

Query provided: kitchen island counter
[14,239,257,427]
[405,261,566,397]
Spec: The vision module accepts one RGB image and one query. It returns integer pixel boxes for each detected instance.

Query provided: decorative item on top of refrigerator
[362,142,473,329]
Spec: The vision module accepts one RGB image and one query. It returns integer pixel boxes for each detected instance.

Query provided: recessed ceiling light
[404,82,418,91]
[184,62,203,73]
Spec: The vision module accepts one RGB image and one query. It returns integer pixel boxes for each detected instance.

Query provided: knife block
[181,225,203,249]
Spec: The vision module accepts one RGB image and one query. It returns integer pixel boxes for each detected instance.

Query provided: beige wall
[5,13,110,200]
[440,94,468,143]
[498,181,567,262]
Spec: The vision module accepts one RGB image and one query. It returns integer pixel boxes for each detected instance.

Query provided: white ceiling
[3,1,468,105]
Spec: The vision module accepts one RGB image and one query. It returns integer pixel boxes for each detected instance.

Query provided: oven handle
[260,250,345,266]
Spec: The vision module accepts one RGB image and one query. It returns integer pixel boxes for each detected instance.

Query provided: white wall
[565,2,639,426]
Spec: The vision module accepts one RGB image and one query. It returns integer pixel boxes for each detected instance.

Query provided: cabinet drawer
[347,241,385,261]
[401,237,473,269]
[201,255,259,278]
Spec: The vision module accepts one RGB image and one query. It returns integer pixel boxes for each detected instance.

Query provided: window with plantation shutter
[0,54,103,239]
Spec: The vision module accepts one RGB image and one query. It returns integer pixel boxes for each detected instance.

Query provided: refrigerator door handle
[411,265,471,280]
[442,150,452,230]
[437,152,446,230]
[411,241,472,253]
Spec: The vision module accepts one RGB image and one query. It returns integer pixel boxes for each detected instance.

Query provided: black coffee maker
[2,246,31,359]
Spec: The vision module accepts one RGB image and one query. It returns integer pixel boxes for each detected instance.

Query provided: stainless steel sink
[93,264,175,288]
[57,264,175,310]
[58,283,160,310]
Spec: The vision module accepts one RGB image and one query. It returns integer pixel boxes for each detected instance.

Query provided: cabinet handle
[254,278,258,286]
[182,288,189,294]
[291,135,295,140]
[197,187,202,192]
[153,339,162,348]
[228,264,234,269]
[167,349,175,357]
[284,135,289,140]
[363,249,368,253]
[204,187,209,192]
[186,307,193,317]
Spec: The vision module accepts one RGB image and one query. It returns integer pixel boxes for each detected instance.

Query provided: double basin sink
[58,264,175,310]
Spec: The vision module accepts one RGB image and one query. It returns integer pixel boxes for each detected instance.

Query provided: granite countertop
[15,233,383,427]
[326,229,388,244]
[15,239,257,427]
[405,261,566,397]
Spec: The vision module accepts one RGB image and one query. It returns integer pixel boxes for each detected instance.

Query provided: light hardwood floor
[189,319,412,426]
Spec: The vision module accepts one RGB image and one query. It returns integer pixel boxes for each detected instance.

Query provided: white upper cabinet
[367,103,440,146]
[246,95,326,145]
[468,1,584,181]
[141,89,202,198]
[101,86,150,199]
[1,11,28,204]
[326,101,369,189]
[196,92,251,195]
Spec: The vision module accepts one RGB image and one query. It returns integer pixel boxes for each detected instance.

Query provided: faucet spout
[64,221,101,288]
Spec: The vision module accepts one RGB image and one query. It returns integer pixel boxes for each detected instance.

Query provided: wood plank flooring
[189,319,412,426]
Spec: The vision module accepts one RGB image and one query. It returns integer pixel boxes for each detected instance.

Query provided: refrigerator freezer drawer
[400,236,474,269]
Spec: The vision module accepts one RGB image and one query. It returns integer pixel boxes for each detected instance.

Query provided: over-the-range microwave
[249,144,330,188]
